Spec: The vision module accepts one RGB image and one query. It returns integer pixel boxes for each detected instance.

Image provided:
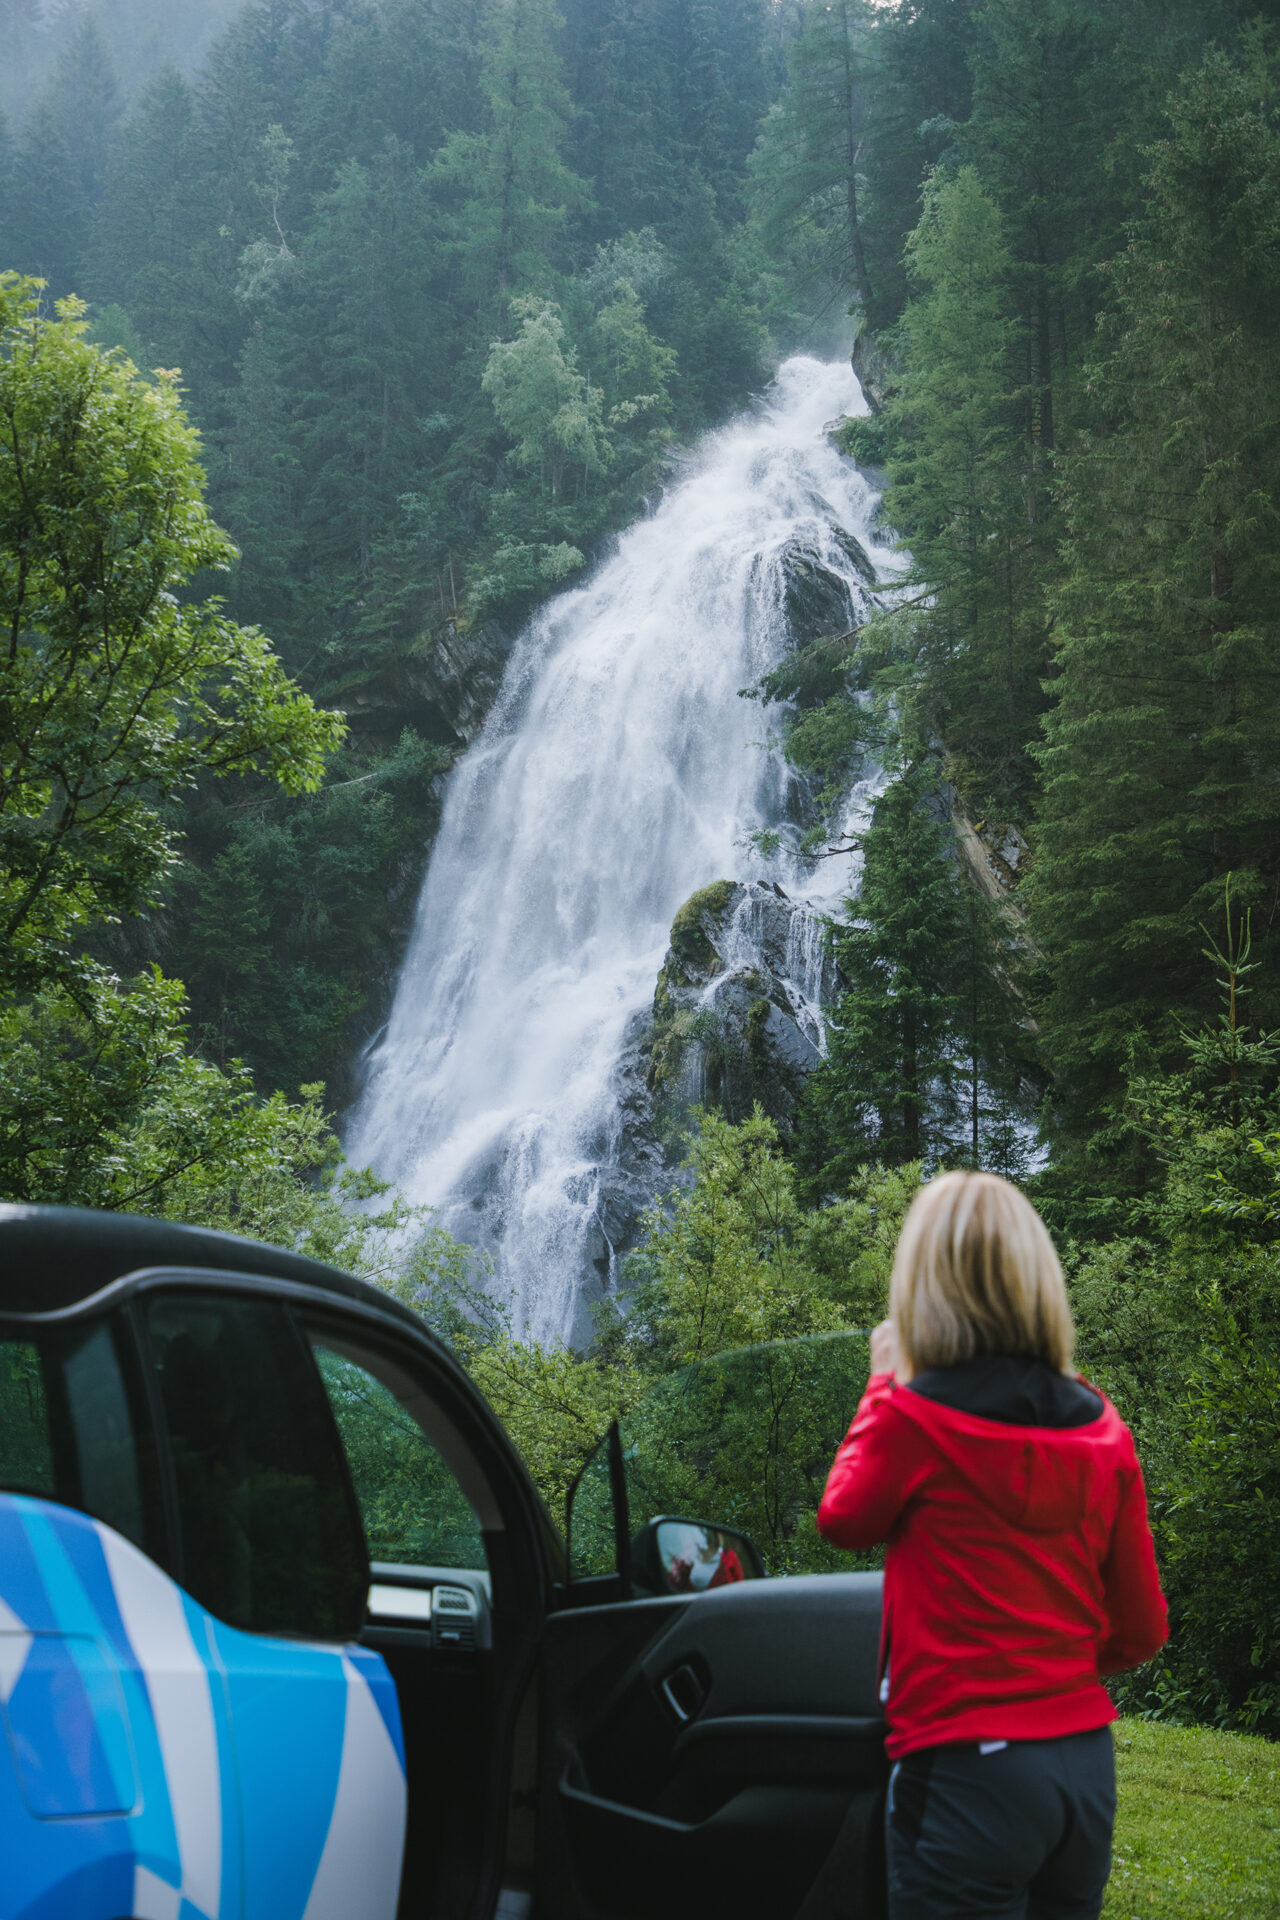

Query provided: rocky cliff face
[851,321,896,416]
[340,617,516,749]
[578,879,841,1321]
[645,880,835,1126]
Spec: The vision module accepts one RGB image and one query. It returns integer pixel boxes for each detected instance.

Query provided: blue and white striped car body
[0,1492,407,1920]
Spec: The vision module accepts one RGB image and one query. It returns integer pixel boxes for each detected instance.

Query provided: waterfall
[348,355,904,1343]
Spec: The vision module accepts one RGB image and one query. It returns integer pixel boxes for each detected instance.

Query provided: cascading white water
[348,355,905,1343]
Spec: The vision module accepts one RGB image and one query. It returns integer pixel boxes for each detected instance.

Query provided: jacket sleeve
[816,1373,929,1551]
[1097,1456,1169,1675]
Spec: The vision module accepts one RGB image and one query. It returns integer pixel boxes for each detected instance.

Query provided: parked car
[0,1205,886,1920]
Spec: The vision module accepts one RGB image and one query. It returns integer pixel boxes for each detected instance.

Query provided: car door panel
[212,1625,406,1920]
[0,1493,241,1920]
[539,1573,887,1920]
[138,1288,410,1920]
[359,1570,500,1920]
[0,1489,411,1920]
[0,1221,564,1920]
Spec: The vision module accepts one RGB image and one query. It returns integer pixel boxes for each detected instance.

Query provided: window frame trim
[301,1310,504,1544]
[3,1263,566,1594]
[0,1304,168,1567]
[137,1286,371,1643]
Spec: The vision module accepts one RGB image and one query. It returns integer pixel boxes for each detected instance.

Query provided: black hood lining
[905,1355,1103,1429]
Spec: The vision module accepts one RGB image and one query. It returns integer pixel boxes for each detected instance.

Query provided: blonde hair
[889,1171,1074,1376]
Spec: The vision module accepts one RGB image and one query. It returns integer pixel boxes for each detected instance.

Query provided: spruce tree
[433,0,584,310]
[559,0,684,239]
[300,0,484,173]
[965,0,1129,463]
[221,137,440,674]
[91,65,199,351]
[678,0,771,218]
[7,104,88,295]
[0,0,44,124]
[1030,54,1280,1129]
[860,0,977,330]
[748,0,877,311]
[41,11,121,211]
[798,764,974,1194]
[881,166,1048,807]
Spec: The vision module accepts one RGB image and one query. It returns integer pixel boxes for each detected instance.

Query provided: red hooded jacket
[817,1369,1168,1759]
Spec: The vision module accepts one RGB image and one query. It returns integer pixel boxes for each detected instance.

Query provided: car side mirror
[631,1514,766,1597]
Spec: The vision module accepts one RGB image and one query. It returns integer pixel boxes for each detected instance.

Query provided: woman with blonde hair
[818,1170,1167,1920]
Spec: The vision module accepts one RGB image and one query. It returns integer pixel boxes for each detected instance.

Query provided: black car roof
[0,1203,424,1329]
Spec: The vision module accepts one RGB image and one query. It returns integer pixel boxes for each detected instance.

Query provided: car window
[62,1321,148,1551]
[144,1294,367,1639]
[0,1320,157,1556]
[0,1339,55,1496]
[566,1430,621,1580]
[309,1337,488,1573]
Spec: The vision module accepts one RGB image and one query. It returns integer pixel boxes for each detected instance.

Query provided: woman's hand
[870,1319,903,1379]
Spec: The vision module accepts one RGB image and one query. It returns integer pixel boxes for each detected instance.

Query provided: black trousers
[885,1726,1116,1920]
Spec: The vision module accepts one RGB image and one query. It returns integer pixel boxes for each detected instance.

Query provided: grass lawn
[1106,1719,1280,1916]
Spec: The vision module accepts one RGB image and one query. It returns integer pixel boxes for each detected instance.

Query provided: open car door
[534,1333,888,1920]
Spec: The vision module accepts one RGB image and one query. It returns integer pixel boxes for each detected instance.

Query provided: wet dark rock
[780,539,858,640]
[851,322,896,416]
[583,880,839,1320]
[832,525,878,587]
[645,879,836,1127]
[339,618,516,749]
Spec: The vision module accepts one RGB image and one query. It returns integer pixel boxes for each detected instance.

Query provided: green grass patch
[1107,1719,1280,1916]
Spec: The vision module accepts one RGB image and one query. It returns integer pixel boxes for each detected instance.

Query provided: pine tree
[748,0,876,311]
[1029,54,1280,1129]
[41,11,121,211]
[798,764,982,1193]
[881,166,1048,806]
[559,0,684,239]
[0,0,45,124]
[91,65,200,351]
[965,0,1131,464]
[432,0,584,311]
[299,0,485,173]
[7,104,87,295]
[860,0,977,330]
[221,136,441,672]
[678,0,771,218]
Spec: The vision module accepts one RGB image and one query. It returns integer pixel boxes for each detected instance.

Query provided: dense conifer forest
[3,0,1280,1736]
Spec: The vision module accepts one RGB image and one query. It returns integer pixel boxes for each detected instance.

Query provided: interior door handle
[659,1663,707,1724]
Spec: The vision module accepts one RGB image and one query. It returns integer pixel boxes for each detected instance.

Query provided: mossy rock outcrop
[584,882,843,1321]
[641,880,837,1133]
[669,879,736,968]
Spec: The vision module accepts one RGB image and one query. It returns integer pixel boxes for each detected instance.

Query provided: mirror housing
[631,1514,766,1597]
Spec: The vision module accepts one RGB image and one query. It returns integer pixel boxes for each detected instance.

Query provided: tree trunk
[901,1000,920,1160]
[839,2,873,310]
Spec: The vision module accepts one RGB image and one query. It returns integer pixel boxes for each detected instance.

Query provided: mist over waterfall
[349,356,904,1343]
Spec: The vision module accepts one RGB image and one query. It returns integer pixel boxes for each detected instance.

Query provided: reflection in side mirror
[631,1515,765,1597]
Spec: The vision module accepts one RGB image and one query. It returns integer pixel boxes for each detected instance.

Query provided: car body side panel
[0,1494,407,1920]
[297,1651,408,1920]
[98,1524,233,1919]
[0,1497,192,1919]
[208,1623,406,1920]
